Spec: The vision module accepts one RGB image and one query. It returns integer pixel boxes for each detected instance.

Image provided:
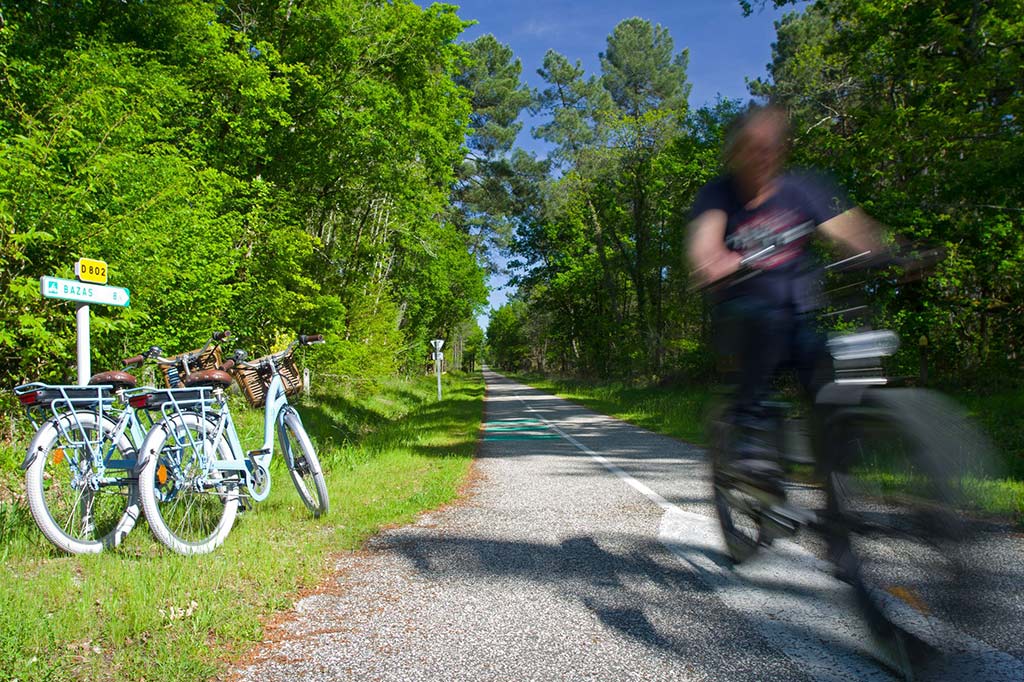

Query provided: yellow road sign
[75,258,108,284]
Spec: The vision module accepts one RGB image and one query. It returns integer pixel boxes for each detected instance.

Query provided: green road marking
[481,418,557,440]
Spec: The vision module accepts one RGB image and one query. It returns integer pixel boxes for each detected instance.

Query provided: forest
[0,0,490,431]
[484,0,1023,394]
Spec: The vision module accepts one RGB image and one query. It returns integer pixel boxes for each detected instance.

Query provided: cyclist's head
[724,104,790,195]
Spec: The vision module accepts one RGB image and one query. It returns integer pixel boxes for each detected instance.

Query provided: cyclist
[688,103,884,479]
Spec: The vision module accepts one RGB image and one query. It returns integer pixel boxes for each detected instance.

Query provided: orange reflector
[157,464,168,485]
[52,448,65,465]
[886,586,930,614]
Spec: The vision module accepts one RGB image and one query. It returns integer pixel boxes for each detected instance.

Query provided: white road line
[511,382,1024,681]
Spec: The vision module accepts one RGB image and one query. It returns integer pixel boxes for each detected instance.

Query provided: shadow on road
[384,529,777,662]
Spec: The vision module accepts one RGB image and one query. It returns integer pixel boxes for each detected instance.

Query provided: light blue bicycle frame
[203,372,294,502]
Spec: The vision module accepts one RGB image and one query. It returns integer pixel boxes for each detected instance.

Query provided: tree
[0,0,489,407]
[485,301,530,371]
[450,34,536,269]
[526,18,693,375]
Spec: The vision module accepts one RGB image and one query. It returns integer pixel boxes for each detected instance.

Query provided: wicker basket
[161,347,223,388]
[231,351,303,408]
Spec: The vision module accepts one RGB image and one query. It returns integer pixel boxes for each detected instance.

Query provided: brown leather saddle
[182,369,234,390]
[88,370,138,391]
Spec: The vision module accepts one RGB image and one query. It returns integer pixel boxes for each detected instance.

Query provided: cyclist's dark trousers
[713,296,829,446]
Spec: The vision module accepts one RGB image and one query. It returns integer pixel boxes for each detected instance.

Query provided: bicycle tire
[24,412,140,554]
[825,388,989,641]
[138,412,240,555]
[278,407,329,517]
[708,405,768,563]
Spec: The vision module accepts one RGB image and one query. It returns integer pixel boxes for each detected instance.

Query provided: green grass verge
[511,373,1023,521]
[0,372,483,681]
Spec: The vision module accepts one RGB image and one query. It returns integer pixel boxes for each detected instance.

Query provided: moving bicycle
[688,105,995,677]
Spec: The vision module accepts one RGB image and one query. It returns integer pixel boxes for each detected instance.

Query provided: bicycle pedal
[247,448,271,459]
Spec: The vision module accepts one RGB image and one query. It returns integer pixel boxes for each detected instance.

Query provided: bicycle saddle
[182,369,234,389]
[88,371,138,391]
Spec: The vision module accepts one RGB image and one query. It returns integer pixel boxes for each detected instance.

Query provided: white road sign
[41,276,130,308]
[430,339,444,351]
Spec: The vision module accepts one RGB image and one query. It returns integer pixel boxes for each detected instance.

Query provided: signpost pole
[76,303,90,385]
[39,259,128,386]
[430,339,444,401]
[435,354,442,401]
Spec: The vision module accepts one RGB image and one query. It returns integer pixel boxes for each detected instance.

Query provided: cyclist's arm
[819,207,885,256]
[688,209,742,285]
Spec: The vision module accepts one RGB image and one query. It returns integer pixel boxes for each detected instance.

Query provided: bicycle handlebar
[226,334,324,371]
[122,345,164,369]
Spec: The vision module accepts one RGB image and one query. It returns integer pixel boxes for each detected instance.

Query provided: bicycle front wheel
[825,388,989,640]
[707,399,776,563]
[138,412,240,555]
[278,407,328,517]
[24,412,140,554]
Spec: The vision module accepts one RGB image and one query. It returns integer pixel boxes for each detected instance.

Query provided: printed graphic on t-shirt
[725,208,815,269]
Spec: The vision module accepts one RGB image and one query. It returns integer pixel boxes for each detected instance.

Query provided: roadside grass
[512,373,1023,522]
[0,372,482,681]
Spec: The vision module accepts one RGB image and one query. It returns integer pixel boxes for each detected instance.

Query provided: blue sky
[452,0,807,329]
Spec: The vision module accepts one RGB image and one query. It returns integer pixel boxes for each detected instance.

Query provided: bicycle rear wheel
[24,412,139,554]
[138,412,240,555]
[278,407,328,517]
[825,388,990,642]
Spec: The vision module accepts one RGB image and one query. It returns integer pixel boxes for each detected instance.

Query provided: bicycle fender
[20,419,64,470]
[814,382,870,407]
[20,435,48,470]
[133,420,172,475]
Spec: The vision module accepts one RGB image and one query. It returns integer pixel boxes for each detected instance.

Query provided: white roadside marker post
[430,339,444,401]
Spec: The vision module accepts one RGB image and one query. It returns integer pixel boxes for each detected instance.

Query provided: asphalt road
[232,370,1023,681]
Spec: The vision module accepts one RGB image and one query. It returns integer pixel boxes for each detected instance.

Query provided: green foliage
[514,18,697,378]
[450,33,539,268]
[755,0,1024,386]
[0,1,488,407]
[486,300,531,371]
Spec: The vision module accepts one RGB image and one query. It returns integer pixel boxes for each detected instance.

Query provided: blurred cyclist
[688,104,883,478]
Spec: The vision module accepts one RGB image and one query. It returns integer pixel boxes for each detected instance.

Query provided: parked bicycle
[136,334,329,555]
[14,348,158,553]
[707,245,994,676]
[12,331,232,554]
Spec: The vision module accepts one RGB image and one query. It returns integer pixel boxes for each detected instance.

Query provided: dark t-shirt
[691,170,850,311]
